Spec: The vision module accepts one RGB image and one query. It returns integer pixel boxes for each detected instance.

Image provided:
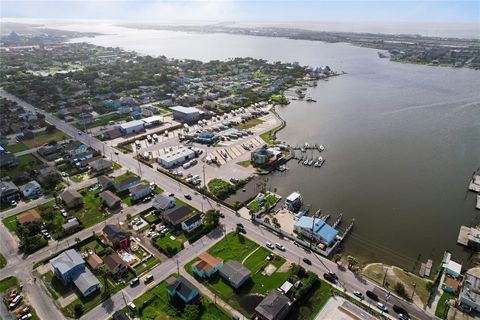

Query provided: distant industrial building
[294,216,338,246]
[170,106,201,123]
[157,147,195,168]
[116,120,145,135]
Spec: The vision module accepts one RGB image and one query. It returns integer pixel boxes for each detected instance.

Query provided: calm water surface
[67,24,480,268]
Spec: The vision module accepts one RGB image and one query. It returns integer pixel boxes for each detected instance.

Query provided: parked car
[398,314,410,320]
[302,258,312,265]
[376,302,388,313]
[128,302,137,311]
[353,290,364,299]
[168,193,175,197]
[266,242,275,249]
[130,278,139,287]
[328,272,338,280]
[9,295,22,309]
[266,254,274,261]
[393,305,409,316]
[366,290,379,301]
[219,213,225,218]
[144,274,154,283]
[323,273,337,284]
[184,194,192,200]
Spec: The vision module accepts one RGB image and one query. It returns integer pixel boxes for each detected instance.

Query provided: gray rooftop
[219,260,251,287]
[51,249,84,275]
[255,290,291,320]
[72,268,100,294]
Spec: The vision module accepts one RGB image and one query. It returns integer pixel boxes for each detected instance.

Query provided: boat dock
[337,218,355,241]
[457,225,480,250]
[469,175,480,192]
[419,259,433,277]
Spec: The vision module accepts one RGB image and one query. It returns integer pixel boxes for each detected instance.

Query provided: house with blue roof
[166,276,199,303]
[294,216,338,246]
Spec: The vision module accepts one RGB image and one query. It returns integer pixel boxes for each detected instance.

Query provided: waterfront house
[166,275,199,303]
[445,259,462,278]
[102,224,130,250]
[99,190,121,209]
[192,252,223,278]
[459,267,480,311]
[18,180,41,199]
[255,290,292,320]
[152,194,175,212]
[251,147,275,167]
[294,216,338,246]
[104,252,128,276]
[129,183,152,201]
[61,189,84,209]
[285,192,302,211]
[219,260,251,289]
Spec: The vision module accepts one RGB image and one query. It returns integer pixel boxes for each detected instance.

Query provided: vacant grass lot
[7,129,69,153]
[0,276,17,292]
[286,280,332,320]
[0,153,43,178]
[187,232,290,316]
[234,118,264,130]
[74,112,133,130]
[435,291,454,318]
[130,275,231,320]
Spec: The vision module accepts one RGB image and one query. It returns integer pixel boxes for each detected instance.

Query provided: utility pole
[202,164,206,189]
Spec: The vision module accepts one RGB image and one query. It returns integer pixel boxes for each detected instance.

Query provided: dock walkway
[469,175,480,192]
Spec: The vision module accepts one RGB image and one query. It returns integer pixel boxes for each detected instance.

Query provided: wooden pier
[469,175,480,192]
[332,213,343,228]
[338,218,355,241]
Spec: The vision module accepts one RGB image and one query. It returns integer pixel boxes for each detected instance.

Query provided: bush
[74,304,83,317]
[394,282,407,299]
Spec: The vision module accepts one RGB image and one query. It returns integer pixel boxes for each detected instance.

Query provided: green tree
[98,265,111,297]
[264,217,270,224]
[74,304,83,317]
[204,209,220,227]
[394,282,407,299]
[347,256,358,269]
[183,304,200,320]
[332,254,342,263]
[45,124,56,133]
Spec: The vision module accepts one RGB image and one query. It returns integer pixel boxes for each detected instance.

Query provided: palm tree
[264,217,271,224]
[347,255,358,269]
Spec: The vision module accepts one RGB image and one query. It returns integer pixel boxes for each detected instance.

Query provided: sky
[1,1,479,23]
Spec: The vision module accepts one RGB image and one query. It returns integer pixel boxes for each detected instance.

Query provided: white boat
[308,159,314,166]
[304,142,310,148]
[319,144,325,152]
[303,159,309,165]
[301,148,306,153]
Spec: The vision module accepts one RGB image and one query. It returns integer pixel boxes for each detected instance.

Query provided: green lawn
[113,171,137,184]
[134,256,161,275]
[0,276,18,292]
[0,153,43,178]
[435,291,454,318]
[6,129,70,153]
[0,253,6,269]
[236,160,251,168]
[74,112,133,130]
[154,233,184,256]
[129,275,231,320]
[187,232,291,316]
[74,188,109,228]
[42,270,71,300]
[286,280,332,320]
[207,178,235,199]
[3,215,18,232]
[234,118,264,130]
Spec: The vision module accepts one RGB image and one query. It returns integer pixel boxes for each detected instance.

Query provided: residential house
[37,166,59,186]
[0,181,20,202]
[97,175,114,190]
[294,216,338,246]
[18,180,42,199]
[112,311,130,320]
[38,145,61,157]
[61,189,84,209]
[129,183,152,201]
[219,260,251,289]
[255,290,292,320]
[62,218,80,233]
[166,275,199,303]
[192,252,223,278]
[445,259,462,279]
[99,190,121,209]
[152,194,176,212]
[86,253,103,270]
[102,224,130,250]
[50,250,100,297]
[17,209,41,226]
[0,153,19,168]
[114,175,141,193]
[181,214,202,233]
[104,252,128,276]
[90,158,113,174]
[161,206,194,227]
[459,267,480,311]
[77,113,93,126]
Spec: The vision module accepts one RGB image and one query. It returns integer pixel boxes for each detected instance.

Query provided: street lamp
[411,282,416,300]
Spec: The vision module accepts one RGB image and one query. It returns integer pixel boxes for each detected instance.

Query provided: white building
[142,115,163,127]
[157,147,195,168]
[116,120,145,135]
[459,268,480,311]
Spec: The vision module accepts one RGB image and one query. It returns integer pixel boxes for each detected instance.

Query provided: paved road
[0,90,436,320]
